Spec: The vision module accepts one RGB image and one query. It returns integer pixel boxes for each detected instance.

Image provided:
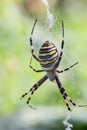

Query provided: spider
[21,19,86,111]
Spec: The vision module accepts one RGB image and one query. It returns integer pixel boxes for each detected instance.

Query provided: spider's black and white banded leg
[54,20,64,69]
[57,62,79,73]
[29,57,46,72]
[30,19,39,62]
[21,75,48,105]
[55,75,76,111]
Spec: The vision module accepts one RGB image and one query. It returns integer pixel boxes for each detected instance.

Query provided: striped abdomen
[39,41,59,70]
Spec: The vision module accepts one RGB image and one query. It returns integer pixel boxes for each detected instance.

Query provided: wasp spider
[21,19,87,111]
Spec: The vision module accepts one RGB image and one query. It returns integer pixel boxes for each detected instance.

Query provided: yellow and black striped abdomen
[39,41,59,70]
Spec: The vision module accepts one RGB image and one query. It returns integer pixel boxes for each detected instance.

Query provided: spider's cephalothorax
[21,19,87,111]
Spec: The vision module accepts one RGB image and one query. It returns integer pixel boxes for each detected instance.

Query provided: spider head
[47,71,57,81]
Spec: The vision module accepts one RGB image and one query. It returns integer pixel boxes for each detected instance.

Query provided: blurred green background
[0,0,87,130]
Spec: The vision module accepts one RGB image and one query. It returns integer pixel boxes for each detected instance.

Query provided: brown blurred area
[26,0,45,13]
[19,0,63,17]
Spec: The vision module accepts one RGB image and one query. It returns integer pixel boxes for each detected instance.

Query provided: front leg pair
[21,75,48,106]
[55,75,76,111]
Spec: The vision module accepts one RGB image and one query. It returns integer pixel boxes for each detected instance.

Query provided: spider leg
[21,75,48,105]
[57,62,79,73]
[30,19,39,61]
[29,57,46,72]
[55,75,77,111]
[54,20,64,69]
